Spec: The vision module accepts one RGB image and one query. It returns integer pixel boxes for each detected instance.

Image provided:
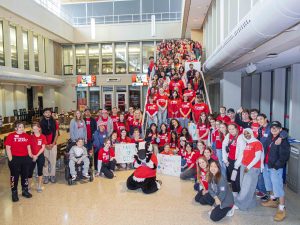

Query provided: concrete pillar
[272,68,286,124]
[43,87,55,108]
[16,25,24,70]
[260,71,272,119]
[220,71,241,110]
[251,74,260,109]
[3,20,11,67]
[241,75,251,109]
[38,35,45,73]
[28,31,35,72]
[0,85,5,116]
[289,64,300,140]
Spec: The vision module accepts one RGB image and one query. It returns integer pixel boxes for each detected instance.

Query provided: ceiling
[182,0,211,38]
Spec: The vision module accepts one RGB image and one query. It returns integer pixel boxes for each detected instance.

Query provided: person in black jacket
[84,109,97,154]
[186,63,197,84]
[261,121,290,222]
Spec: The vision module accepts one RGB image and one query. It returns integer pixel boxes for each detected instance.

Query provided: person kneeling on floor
[96,139,116,179]
[69,138,90,180]
[127,142,162,194]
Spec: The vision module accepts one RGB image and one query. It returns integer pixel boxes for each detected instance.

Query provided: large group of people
[4,39,291,223]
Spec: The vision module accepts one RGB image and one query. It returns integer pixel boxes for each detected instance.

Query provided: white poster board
[157,154,181,177]
[188,122,199,141]
[115,143,137,163]
[185,61,201,72]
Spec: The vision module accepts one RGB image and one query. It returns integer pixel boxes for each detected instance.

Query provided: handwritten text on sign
[115,143,137,163]
[157,154,181,177]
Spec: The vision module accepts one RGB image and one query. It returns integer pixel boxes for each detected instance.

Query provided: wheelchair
[64,140,94,185]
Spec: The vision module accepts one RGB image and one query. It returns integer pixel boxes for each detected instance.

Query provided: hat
[270,121,282,129]
[98,122,106,127]
[227,108,235,113]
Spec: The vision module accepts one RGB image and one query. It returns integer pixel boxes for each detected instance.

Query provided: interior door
[116,92,127,112]
[103,92,114,111]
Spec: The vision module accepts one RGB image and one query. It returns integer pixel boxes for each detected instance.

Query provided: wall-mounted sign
[131,74,149,86]
[77,75,96,87]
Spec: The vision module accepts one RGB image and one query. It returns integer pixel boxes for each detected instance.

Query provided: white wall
[220,71,241,110]
[260,71,272,119]
[289,64,300,139]
[272,68,286,124]
[241,75,252,109]
[15,85,27,110]
[251,74,260,109]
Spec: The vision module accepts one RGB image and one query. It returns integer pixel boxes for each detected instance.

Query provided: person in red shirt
[192,95,209,124]
[168,131,180,154]
[116,113,127,137]
[216,106,231,124]
[96,139,116,179]
[28,123,47,193]
[157,123,169,153]
[117,129,131,143]
[110,107,120,131]
[156,87,168,126]
[160,144,174,155]
[180,142,197,180]
[170,119,183,136]
[234,128,263,211]
[179,94,192,128]
[5,121,33,202]
[126,107,134,131]
[145,123,159,154]
[146,96,158,127]
[194,157,209,201]
[169,73,185,95]
[197,112,210,144]
[168,91,181,120]
[130,109,142,136]
[131,128,144,144]
[180,128,193,143]
[184,83,196,103]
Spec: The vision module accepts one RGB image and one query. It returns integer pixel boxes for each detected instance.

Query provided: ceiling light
[266,53,278,58]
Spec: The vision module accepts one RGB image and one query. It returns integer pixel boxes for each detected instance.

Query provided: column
[3,20,11,67]
[43,87,55,108]
[272,68,285,124]
[260,71,271,119]
[28,31,35,72]
[220,71,241,110]
[16,25,24,70]
[289,64,300,139]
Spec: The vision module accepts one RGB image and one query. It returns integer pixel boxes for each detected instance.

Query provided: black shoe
[22,190,32,198]
[261,195,270,202]
[12,191,19,202]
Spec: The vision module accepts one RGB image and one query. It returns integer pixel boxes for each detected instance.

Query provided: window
[76,45,86,75]
[142,42,154,73]
[63,46,74,75]
[115,43,126,74]
[10,26,18,68]
[128,42,141,73]
[89,44,99,75]
[23,31,29,70]
[129,86,141,109]
[0,21,4,66]
[33,35,39,72]
[101,44,113,74]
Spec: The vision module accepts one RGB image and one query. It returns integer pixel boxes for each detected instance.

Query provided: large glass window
[142,42,154,73]
[129,86,141,109]
[10,26,18,68]
[128,42,141,73]
[101,44,113,74]
[75,45,86,75]
[23,31,29,70]
[0,21,5,66]
[33,35,39,72]
[63,46,73,75]
[115,43,126,74]
[89,44,99,75]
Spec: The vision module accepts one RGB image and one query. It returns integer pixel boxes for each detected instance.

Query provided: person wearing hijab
[230,128,263,213]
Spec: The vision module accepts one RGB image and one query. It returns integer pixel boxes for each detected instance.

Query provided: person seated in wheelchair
[69,138,90,181]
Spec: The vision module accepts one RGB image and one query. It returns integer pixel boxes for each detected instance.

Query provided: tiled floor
[0,162,299,225]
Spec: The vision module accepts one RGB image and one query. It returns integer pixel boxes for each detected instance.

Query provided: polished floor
[0,162,300,225]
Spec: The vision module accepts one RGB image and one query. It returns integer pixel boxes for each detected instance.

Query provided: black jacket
[84,117,97,138]
[264,135,290,169]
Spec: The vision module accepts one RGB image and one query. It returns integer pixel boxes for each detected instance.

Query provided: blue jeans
[148,115,158,127]
[216,149,226,178]
[179,118,189,128]
[157,109,167,126]
[256,172,266,194]
[263,164,284,198]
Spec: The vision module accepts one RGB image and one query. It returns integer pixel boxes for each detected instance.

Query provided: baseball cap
[270,121,282,129]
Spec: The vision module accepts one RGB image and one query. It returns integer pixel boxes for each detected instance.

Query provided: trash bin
[287,143,300,193]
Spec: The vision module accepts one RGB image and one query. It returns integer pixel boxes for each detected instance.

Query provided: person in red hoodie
[216,106,231,124]
[127,142,162,194]
[115,113,127,137]
[145,96,158,127]
[184,83,196,103]
[192,95,209,124]
[117,129,131,143]
[168,90,181,120]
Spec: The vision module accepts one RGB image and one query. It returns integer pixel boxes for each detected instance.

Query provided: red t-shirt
[130,119,142,129]
[251,122,260,138]
[184,89,196,102]
[199,168,209,190]
[146,103,158,116]
[169,139,179,150]
[242,141,263,168]
[158,132,169,147]
[111,115,119,131]
[228,134,238,160]
[116,122,127,136]
[98,148,115,163]
[131,138,144,143]
[180,102,192,118]
[216,115,231,124]
[117,136,132,143]
[45,120,59,145]
[172,126,183,136]
[169,79,184,94]
[168,99,181,118]
[5,132,30,156]
[100,117,109,131]
[126,114,134,124]
[156,94,168,108]
[184,151,197,169]
[197,123,210,140]
[134,154,158,178]
[192,103,209,123]
[85,118,92,141]
[30,134,47,155]
[160,150,174,155]
[215,132,224,150]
